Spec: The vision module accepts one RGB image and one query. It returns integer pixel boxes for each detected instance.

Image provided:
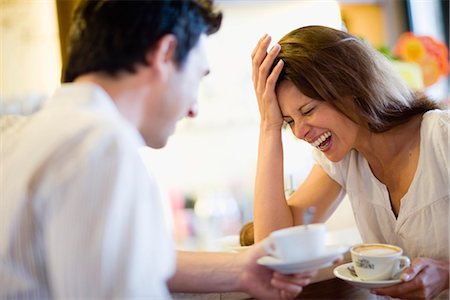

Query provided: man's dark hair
[63,0,222,82]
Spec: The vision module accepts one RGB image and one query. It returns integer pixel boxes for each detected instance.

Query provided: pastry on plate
[239,222,254,246]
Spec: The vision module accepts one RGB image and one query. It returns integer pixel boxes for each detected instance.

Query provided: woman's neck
[354,115,423,176]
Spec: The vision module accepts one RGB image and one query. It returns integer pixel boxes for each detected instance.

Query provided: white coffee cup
[263,223,326,262]
[351,243,411,281]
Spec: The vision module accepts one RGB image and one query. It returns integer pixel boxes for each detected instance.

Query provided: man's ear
[145,34,177,76]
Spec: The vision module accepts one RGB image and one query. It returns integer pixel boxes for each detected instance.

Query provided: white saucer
[257,245,349,274]
[333,262,402,289]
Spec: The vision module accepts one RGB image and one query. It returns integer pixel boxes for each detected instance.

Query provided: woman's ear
[145,34,177,77]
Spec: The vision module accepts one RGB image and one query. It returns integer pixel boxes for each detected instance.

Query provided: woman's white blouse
[313,109,449,261]
[0,84,176,299]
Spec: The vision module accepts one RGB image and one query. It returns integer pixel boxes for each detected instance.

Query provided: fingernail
[401,273,412,281]
[271,44,280,52]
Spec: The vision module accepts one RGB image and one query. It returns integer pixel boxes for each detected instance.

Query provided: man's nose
[187,102,198,118]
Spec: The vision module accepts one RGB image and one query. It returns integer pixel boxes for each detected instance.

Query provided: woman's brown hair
[275,26,440,133]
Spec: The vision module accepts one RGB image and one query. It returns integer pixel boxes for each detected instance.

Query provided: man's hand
[237,242,317,300]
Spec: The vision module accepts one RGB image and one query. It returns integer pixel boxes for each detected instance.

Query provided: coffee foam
[354,245,399,256]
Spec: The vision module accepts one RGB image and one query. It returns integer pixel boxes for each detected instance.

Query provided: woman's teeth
[311,131,331,149]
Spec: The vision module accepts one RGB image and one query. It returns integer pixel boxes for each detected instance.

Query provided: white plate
[215,235,254,253]
[229,245,253,252]
[257,245,349,274]
[333,262,402,289]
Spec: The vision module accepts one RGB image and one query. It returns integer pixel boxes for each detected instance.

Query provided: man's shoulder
[2,105,138,171]
[44,83,144,148]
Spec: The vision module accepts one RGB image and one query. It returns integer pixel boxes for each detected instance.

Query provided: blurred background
[1,0,449,250]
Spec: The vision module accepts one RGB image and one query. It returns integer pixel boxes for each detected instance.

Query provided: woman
[251,25,449,299]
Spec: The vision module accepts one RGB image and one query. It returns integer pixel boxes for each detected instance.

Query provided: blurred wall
[0,0,61,101]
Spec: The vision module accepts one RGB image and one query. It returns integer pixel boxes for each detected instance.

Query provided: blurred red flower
[394,32,449,87]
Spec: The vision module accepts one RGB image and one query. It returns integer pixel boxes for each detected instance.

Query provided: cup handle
[392,256,411,279]
[262,237,279,258]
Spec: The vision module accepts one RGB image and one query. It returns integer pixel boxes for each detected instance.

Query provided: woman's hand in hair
[251,34,285,131]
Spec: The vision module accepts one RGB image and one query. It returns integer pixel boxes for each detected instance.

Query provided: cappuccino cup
[263,224,326,262]
[351,243,410,281]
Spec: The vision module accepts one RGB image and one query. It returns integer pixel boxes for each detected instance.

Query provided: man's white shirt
[1,83,176,299]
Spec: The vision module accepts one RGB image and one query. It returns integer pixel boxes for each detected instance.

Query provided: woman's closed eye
[301,107,315,116]
[284,118,294,125]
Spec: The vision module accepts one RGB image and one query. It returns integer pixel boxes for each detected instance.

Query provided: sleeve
[431,110,450,193]
[312,148,347,188]
[434,110,449,170]
[36,124,175,299]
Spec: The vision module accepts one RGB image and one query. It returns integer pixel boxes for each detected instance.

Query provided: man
[1,1,315,299]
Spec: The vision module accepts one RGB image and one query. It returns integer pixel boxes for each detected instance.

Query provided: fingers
[256,43,281,94]
[266,59,284,94]
[279,287,302,300]
[274,271,317,281]
[371,258,431,298]
[251,34,271,67]
[252,34,271,86]
[273,279,303,300]
[251,34,282,95]
[372,279,417,297]
[250,34,285,126]
[371,273,434,299]
[332,255,344,265]
[401,257,427,282]
[251,33,268,58]
[271,271,315,299]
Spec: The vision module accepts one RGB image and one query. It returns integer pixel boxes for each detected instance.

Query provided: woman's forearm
[253,125,294,241]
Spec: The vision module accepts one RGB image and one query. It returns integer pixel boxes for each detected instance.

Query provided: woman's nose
[293,120,310,140]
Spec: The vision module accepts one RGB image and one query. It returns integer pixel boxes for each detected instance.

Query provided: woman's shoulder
[420,109,449,147]
[422,109,450,131]
[420,109,449,161]
[312,148,359,180]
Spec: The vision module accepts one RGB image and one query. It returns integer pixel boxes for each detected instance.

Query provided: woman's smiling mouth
[311,131,332,151]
